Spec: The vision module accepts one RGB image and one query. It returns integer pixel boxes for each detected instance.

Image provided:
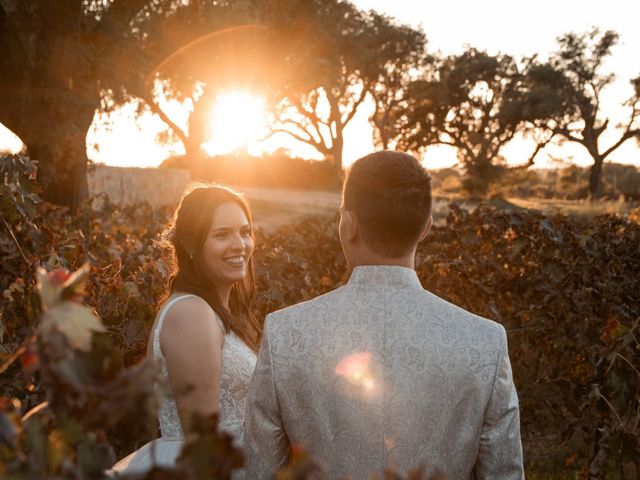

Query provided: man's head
[340,151,432,267]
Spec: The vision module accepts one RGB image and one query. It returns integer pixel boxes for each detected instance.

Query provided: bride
[111,184,260,477]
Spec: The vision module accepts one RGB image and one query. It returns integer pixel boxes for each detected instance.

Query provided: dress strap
[152,294,197,361]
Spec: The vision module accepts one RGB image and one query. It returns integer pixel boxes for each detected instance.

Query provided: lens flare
[335,352,376,392]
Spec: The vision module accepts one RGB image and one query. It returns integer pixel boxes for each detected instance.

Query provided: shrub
[160,151,343,191]
[2,154,639,477]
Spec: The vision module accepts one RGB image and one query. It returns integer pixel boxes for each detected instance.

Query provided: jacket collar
[347,265,422,290]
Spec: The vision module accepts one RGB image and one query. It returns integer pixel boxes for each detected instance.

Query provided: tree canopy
[2,2,638,204]
[534,28,640,197]
[0,0,427,204]
[0,0,202,208]
[264,1,426,175]
[393,48,553,195]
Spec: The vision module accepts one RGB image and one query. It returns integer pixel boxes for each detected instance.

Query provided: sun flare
[203,91,267,156]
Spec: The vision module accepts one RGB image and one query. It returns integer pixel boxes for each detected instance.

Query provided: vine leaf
[41,303,105,352]
[37,264,105,351]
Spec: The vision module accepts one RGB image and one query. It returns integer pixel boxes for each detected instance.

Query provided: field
[88,165,639,232]
[2,157,639,479]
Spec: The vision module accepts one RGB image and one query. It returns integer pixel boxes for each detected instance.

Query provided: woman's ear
[179,239,197,260]
[418,215,433,242]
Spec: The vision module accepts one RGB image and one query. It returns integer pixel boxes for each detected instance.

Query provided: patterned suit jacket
[244,266,523,479]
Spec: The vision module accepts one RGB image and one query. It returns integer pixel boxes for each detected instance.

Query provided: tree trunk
[0,5,98,211]
[15,92,96,212]
[589,156,604,198]
[26,111,92,210]
[331,130,344,180]
[184,88,216,176]
[463,153,497,198]
[183,131,206,177]
[1,86,96,213]
[326,94,345,180]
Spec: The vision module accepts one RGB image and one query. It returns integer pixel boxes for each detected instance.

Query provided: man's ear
[418,215,432,242]
[342,208,359,242]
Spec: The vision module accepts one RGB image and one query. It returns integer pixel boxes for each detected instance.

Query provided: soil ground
[238,186,453,232]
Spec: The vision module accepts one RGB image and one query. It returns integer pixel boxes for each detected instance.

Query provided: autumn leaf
[60,262,90,301]
[36,267,65,310]
[37,264,90,310]
[600,317,624,347]
[20,348,39,372]
[41,302,106,352]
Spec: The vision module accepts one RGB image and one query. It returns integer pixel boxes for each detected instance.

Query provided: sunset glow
[1,1,639,170]
[203,91,267,156]
[0,123,23,154]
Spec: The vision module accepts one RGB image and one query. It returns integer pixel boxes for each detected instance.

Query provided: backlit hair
[161,183,261,351]
[343,151,432,257]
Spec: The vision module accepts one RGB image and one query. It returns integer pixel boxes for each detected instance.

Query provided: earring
[189,253,194,260]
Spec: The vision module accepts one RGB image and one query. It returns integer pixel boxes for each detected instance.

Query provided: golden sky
[1,0,638,169]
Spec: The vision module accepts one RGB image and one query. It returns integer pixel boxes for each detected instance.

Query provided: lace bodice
[151,294,257,443]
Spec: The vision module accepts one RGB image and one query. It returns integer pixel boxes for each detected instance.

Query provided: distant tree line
[1,0,639,209]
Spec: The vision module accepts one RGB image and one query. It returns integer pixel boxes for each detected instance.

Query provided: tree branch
[554,126,585,145]
[432,139,457,147]
[269,126,329,155]
[278,116,326,147]
[515,134,556,169]
[293,95,329,127]
[341,83,370,126]
[601,129,640,160]
[290,96,327,143]
[142,95,188,148]
[0,214,29,266]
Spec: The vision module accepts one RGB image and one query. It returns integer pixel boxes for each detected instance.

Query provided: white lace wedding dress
[111,294,257,477]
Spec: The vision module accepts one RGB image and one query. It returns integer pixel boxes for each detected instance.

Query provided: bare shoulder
[160,295,225,348]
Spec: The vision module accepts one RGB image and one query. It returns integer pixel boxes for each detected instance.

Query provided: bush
[2,154,639,477]
[160,151,343,191]
[496,163,640,200]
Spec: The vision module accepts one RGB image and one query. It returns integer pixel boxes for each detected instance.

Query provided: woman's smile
[202,201,254,286]
[224,255,246,266]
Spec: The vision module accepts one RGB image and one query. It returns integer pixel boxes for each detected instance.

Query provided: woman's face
[200,201,254,287]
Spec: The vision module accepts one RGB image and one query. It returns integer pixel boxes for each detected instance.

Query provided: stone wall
[88,165,191,207]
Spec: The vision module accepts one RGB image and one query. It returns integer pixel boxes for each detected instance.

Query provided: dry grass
[505,196,638,218]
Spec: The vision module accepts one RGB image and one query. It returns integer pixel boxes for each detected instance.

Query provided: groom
[244,151,524,479]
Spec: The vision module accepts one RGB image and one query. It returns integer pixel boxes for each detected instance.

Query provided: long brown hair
[161,183,261,351]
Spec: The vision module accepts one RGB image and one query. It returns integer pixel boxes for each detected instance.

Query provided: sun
[203,91,267,156]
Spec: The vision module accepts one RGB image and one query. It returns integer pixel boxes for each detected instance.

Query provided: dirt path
[237,187,341,232]
[88,167,456,232]
[237,186,453,232]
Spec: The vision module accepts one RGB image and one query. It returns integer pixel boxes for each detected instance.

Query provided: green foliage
[2,154,639,477]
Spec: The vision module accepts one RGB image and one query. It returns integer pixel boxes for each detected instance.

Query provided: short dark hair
[343,151,432,257]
